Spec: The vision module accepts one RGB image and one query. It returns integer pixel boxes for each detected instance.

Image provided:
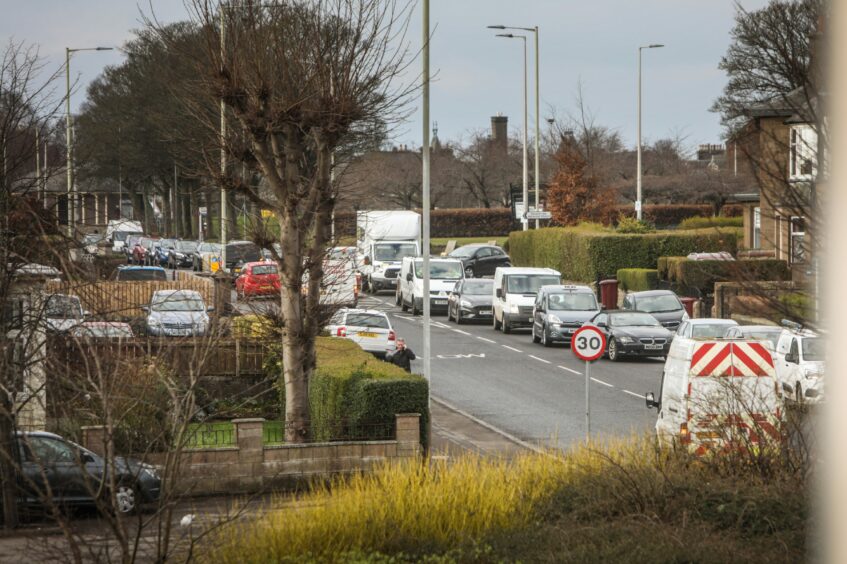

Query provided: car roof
[79,321,131,327]
[244,261,278,268]
[628,289,678,297]
[118,265,165,271]
[541,284,593,293]
[337,308,388,317]
[496,267,560,275]
[16,430,64,439]
[152,289,202,298]
[454,243,500,250]
[688,318,737,325]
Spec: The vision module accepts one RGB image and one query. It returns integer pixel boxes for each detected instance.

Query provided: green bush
[617,269,659,292]
[509,227,738,282]
[657,256,688,281]
[678,216,744,230]
[615,217,654,234]
[672,259,792,293]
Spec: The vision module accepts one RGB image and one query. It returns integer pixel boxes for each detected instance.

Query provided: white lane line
[621,389,644,399]
[451,329,471,335]
[591,377,614,388]
[557,365,581,375]
[476,336,497,344]
[432,321,450,329]
[502,345,523,353]
[528,355,551,364]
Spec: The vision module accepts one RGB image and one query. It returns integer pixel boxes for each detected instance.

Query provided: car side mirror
[597,321,607,329]
[495,288,502,298]
[785,352,798,364]
[80,452,95,464]
[600,304,607,310]
[363,256,371,266]
[645,392,660,410]
[206,306,215,312]
[83,310,91,317]
[406,273,413,282]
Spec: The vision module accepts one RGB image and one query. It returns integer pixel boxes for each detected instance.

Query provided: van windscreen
[506,275,560,294]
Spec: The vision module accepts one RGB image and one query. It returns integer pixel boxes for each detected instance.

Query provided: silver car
[326,308,396,358]
[144,290,213,337]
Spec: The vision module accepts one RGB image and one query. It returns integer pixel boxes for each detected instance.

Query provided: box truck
[357,211,421,293]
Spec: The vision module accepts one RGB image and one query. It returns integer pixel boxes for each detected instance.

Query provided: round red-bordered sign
[571,326,607,362]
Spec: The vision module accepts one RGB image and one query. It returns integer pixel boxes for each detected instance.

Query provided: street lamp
[636,43,664,221]
[66,46,113,236]
[493,32,529,231]
[490,25,540,228]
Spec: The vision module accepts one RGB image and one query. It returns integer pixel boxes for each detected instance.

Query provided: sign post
[571,325,607,440]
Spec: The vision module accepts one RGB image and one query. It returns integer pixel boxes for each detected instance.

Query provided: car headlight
[509,303,520,314]
[805,370,822,379]
[460,299,472,308]
[619,336,635,344]
[547,314,563,324]
[149,318,163,327]
[175,253,185,259]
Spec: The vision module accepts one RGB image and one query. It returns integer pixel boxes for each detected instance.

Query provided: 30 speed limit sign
[571,326,606,362]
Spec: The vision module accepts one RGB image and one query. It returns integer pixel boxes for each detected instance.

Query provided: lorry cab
[357,211,422,294]
[646,338,782,455]
[492,267,561,334]
[398,257,464,316]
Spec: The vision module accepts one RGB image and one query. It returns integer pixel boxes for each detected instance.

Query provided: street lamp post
[422,0,432,446]
[636,44,664,221]
[493,32,529,231]
[65,46,113,236]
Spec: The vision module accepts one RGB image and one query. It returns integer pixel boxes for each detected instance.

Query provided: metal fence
[181,419,396,449]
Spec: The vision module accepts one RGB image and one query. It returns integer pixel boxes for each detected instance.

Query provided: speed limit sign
[571,326,606,362]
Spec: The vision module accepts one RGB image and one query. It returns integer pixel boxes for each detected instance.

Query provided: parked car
[168,240,199,269]
[144,290,213,337]
[448,244,511,278]
[115,266,168,281]
[492,267,561,333]
[17,431,160,514]
[531,284,600,347]
[774,328,824,404]
[152,239,177,267]
[82,233,106,256]
[446,278,494,324]
[139,238,159,265]
[586,310,673,361]
[44,294,88,333]
[224,241,262,276]
[398,257,464,316]
[675,318,739,339]
[70,322,135,339]
[621,289,688,331]
[235,261,281,298]
[192,242,221,271]
[326,308,396,358]
[724,325,782,349]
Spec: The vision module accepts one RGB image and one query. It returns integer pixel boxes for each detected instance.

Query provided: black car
[168,240,199,269]
[224,241,262,276]
[448,244,511,278]
[531,285,600,347]
[621,289,687,331]
[17,431,161,514]
[447,278,494,324]
[586,310,673,361]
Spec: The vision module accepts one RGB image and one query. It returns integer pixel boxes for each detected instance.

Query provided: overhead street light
[636,43,664,221]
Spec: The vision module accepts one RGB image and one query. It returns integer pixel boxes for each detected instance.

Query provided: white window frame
[790,216,806,265]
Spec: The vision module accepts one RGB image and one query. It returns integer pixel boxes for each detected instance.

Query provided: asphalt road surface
[358,294,664,450]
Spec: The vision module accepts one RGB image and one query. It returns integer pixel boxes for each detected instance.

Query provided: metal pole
[43,133,48,209]
[533,27,540,230]
[220,9,228,266]
[174,162,179,237]
[66,48,73,236]
[422,0,432,442]
[521,36,528,231]
[636,47,642,221]
[585,360,591,440]
[35,129,41,202]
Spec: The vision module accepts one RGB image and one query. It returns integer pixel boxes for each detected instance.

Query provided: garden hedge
[617,269,659,292]
[508,226,739,283]
[678,216,744,230]
[661,258,792,294]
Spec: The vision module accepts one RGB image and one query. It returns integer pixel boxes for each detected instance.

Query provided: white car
[327,308,396,358]
[774,329,824,404]
[144,290,212,337]
[675,318,739,339]
[44,294,88,333]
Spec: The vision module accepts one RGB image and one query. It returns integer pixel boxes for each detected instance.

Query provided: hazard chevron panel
[690,341,775,377]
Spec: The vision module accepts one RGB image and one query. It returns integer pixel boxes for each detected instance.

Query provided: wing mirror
[645,392,660,410]
[495,288,502,298]
[206,306,215,312]
[596,321,607,329]
[363,256,371,266]
[785,352,798,364]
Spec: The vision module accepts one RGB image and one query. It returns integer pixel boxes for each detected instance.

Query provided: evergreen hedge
[617,269,659,292]
[661,258,792,294]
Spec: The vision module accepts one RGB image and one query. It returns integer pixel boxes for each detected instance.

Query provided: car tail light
[388,330,396,341]
[337,327,347,337]
[679,422,691,445]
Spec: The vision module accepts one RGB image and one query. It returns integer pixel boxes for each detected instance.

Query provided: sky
[1,0,771,152]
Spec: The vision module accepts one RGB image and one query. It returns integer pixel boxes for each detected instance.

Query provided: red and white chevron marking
[690,341,775,377]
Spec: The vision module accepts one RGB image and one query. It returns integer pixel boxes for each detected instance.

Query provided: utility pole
[422,0,432,446]
[636,44,664,221]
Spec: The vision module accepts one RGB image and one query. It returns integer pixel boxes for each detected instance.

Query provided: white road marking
[436,353,486,359]
[557,365,581,375]
[528,355,551,364]
[591,377,614,388]
[431,321,450,329]
[451,329,471,335]
[476,336,497,344]
[621,389,645,399]
[502,345,523,353]
[431,397,545,454]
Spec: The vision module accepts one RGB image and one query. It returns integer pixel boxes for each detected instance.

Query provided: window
[753,207,761,249]
[345,313,390,329]
[25,437,77,463]
[475,247,492,258]
[789,125,817,180]
[790,216,806,264]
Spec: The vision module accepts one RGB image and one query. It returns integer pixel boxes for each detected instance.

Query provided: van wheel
[493,314,502,331]
[401,294,409,312]
[412,302,420,316]
[795,385,803,406]
[502,318,512,334]
[607,339,620,361]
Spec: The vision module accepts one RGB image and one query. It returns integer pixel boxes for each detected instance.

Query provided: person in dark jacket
[387,338,416,372]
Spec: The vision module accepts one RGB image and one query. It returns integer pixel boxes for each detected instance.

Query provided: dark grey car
[531,285,600,347]
[586,310,673,361]
[448,245,511,278]
[621,289,688,331]
[447,279,494,324]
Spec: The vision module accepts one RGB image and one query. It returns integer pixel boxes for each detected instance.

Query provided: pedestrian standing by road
[387,338,416,372]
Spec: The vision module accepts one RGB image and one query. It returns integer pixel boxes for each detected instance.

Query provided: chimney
[490,114,508,155]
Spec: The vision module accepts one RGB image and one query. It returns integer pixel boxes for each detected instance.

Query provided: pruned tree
[546,136,618,226]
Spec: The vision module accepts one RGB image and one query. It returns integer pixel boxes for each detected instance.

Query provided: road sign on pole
[571,325,607,440]
[526,210,552,220]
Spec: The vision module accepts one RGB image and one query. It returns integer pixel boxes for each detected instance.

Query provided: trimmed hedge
[678,216,744,230]
[617,269,659,292]
[509,227,738,283]
[657,256,688,281]
[662,258,792,294]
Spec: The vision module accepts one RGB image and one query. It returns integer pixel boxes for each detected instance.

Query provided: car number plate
[479,310,492,315]
[434,299,447,305]
[644,344,663,350]
[358,331,377,338]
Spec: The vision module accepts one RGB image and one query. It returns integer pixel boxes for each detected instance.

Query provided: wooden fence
[44,278,216,319]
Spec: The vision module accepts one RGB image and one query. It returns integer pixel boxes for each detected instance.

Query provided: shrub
[678,216,744,230]
[616,204,743,227]
[617,269,659,292]
[657,256,687,280]
[615,216,654,234]
[509,227,738,282]
[669,259,792,294]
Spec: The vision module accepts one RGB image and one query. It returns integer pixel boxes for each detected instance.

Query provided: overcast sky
[1,0,770,152]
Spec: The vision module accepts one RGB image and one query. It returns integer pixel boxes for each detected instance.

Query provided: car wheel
[395,288,402,306]
[412,301,420,316]
[502,317,511,334]
[401,294,409,312]
[795,385,803,406]
[465,266,474,278]
[493,314,502,331]
[532,325,540,343]
[114,483,138,514]
[608,339,620,362]
[541,325,552,347]
[456,310,464,325]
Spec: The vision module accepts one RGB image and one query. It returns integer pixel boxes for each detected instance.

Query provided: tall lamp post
[65,46,113,236]
[636,43,664,221]
[422,0,432,444]
[493,32,528,231]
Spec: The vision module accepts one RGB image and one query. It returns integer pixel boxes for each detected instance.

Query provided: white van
[106,219,143,252]
[492,267,561,333]
[320,247,359,308]
[398,257,464,315]
[773,329,824,404]
[646,339,782,454]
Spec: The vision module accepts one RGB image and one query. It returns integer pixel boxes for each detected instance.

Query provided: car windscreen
[634,294,682,313]
[414,261,463,280]
[742,330,781,348]
[692,324,735,338]
[158,239,176,249]
[345,313,389,329]
[113,231,140,242]
[505,275,560,294]
[118,269,167,281]
[548,292,598,311]
[252,265,278,275]
[176,241,198,252]
[802,338,824,361]
[448,247,476,259]
[374,243,417,262]
[610,312,660,327]
[151,294,205,312]
[227,243,261,262]
[328,248,356,260]
[46,296,81,319]
[73,325,133,338]
[463,280,493,295]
